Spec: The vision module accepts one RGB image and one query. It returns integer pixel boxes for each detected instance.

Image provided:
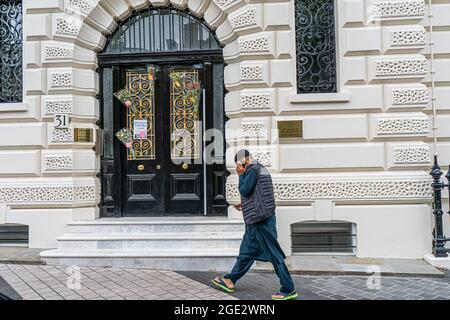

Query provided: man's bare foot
[214,277,235,289]
[271,292,298,300]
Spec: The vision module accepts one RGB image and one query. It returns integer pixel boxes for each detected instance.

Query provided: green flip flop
[271,291,298,300]
[211,277,235,293]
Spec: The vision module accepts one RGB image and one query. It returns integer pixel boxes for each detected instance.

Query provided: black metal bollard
[430,156,449,257]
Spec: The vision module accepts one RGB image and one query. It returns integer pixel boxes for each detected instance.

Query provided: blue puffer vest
[241,162,276,224]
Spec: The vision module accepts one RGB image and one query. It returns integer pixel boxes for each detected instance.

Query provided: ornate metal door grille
[294,0,337,94]
[0,0,22,103]
[126,70,156,160]
[170,69,201,160]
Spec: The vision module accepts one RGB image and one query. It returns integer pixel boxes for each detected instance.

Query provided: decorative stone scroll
[252,152,271,166]
[238,36,270,53]
[241,93,271,110]
[213,0,240,9]
[51,72,73,88]
[375,58,427,77]
[44,44,74,60]
[390,29,426,47]
[392,88,429,105]
[377,118,430,135]
[393,146,431,164]
[374,0,425,18]
[67,0,93,15]
[240,65,263,81]
[0,185,97,203]
[51,128,74,143]
[230,8,257,30]
[226,179,432,200]
[43,97,74,115]
[44,155,74,171]
[241,122,265,137]
[56,18,81,36]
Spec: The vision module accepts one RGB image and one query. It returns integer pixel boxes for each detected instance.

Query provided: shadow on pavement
[0,276,21,300]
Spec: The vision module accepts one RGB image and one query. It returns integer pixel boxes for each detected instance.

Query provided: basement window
[0,224,29,245]
[291,221,356,254]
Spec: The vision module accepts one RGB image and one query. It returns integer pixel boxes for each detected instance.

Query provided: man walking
[212,150,297,300]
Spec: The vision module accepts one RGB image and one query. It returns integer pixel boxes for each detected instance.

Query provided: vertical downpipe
[203,88,207,215]
[427,0,439,232]
[427,0,437,155]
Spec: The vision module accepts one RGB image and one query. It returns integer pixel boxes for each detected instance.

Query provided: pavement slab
[0,276,22,300]
[0,247,44,265]
[0,264,237,300]
[0,262,449,300]
[254,255,444,276]
[179,270,450,300]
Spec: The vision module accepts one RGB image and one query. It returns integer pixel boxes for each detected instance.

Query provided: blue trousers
[224,216,295,294]
[225,257,295,294]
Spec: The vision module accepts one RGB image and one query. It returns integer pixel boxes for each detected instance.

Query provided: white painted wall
[225,0,449,260]
[0,0,447,260]
[274,204,432,259]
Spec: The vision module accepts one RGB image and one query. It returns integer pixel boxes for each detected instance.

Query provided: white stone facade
[0,0,449,260]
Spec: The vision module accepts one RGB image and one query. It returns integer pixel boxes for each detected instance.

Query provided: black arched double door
[120,63,206,216]
[98,9,227,217]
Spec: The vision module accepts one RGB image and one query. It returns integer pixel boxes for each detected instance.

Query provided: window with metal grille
[294,0,337,94]
[291,221,356,254]
[104,8,221,54]
[0,0,22,103]
[0,224,28,245]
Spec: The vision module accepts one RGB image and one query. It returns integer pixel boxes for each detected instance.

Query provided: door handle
[138,164,145,171]
[156,164,161,170]
[182,163,189,170]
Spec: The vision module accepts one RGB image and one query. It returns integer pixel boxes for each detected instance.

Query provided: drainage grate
[291,221,356,254]
[0,224,29,245]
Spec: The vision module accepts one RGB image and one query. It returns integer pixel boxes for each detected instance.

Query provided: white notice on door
[133,120,148,139]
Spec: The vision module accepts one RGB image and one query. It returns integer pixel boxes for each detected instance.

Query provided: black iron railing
[430,156,450,257]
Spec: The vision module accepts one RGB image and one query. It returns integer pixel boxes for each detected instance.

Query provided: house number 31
[54,114,70,129]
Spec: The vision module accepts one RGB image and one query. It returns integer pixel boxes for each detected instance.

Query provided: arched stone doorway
[98,8,227,218]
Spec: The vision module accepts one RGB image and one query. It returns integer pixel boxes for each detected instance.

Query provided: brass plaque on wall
[278,120,303,138]
[74,128,94,143]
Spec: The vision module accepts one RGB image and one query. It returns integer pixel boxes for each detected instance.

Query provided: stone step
[67,219,245,234]
[40,248,239,271]
[56,232,243,250]
[43,218,244,271]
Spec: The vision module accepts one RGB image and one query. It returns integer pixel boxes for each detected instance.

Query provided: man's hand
[236,162,246,176]
[233,203,242,211]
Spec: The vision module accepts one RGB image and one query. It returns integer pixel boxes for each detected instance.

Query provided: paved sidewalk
[1,263,449,300]
[0,247,443,276]
[0,264,235,300]
[181,270,450,300]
